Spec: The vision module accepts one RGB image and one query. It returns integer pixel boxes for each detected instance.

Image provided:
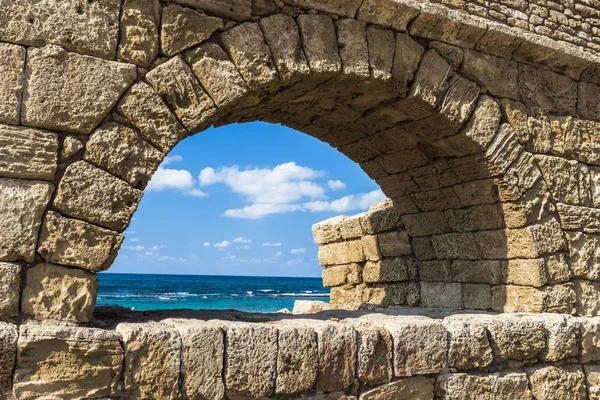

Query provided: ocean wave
[274,293,330,298]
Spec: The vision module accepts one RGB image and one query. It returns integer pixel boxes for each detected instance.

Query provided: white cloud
[287,258,304,265]
[186,188,208,197]
[291,248,307,255]
[233,237,252,243]
[146,156,207,197]
[237,245,251,250]
[123,245,145,251]
[163,155,183,165]
[224,203,304,219]
[203,242,211,247]
[214,240,231,249]
[147,245,164,252]
[274,251,282,257]
[304,189,388,213]
[262,242,282,247]
[327,179,346,190]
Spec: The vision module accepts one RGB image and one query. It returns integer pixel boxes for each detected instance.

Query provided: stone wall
[3,309,600,399]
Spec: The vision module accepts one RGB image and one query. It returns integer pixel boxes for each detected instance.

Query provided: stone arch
[0,0,599,325]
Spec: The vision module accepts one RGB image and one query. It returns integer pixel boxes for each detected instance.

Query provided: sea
[97,273,330,313]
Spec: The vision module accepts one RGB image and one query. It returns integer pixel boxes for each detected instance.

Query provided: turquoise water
[97,273,329,313]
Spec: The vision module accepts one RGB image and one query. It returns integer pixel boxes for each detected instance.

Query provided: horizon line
[100,272,322,279]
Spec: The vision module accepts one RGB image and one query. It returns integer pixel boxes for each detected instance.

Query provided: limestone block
[585,365,600,400]
[376,231,412,256]
[408,161,459,192]
[363,258,417,283]
[224,322,278,399]
[330,285,363,309]
[292,300,333,315]
[518,63,577,114]
[38,211,123,273]
[313,216,345,245]
[297,14,341,76]
[430,41,463,69]
[580,317,600,363]
[453,178,498,207]
[410,4,487,49]
[322,264,361,288]
[435,372,533,400]
[362,282,420,307]
[252,0,277,15]
[282,0,362,17]
[162,7,223,59]
[445,204,504,233]
[360,201,402,234]
[118,0,161,67]
[579,81,600,121]
[535,154,583,205]
[21,263,97,323]
[166,0,251,20]
[276,323,318,395]
[557,203,600,234]
[567,232,600,280]
[418,261,452,282]
[221,22,278,90]
[431,233,480,260]
[0,0,120,59]
[53,161,143,233]
[545,254,572,284]
[461,50,518,99]
[366,27,395,83]
[412,237,435,261]
[0,43,25,125]
[117,82,188,153]
[498,152,542,201]
[14,325,121,400]
[61,136,84,161]
[146,56,216,132]
[357,0,421,32]
[411,187,462,212]
[420,282,463,309]
[476,24,524,59]
[0,124,58,180]
[0,263,20,318]
[84,123,164,190]
[450,260,503,285]
[318,240,365,266]
[462,284,492,310]
[402,211,451,237]
[260,14,310,81]
[500,98,529,144]
[339,216,363,240]
[485,314,545,363]
[359,376,434,400]
[185,42,249,107]
[443,318,493,371]
[384,318,447,377]
[484,124,523,177]
[540,314,579,362]
[315,323,357,392]
[0,178,53,262]
[355,326,392,387]
[164,320,224,400]
[362,236,382,262]
[336,19,369,79]
[505,259,548,287]
[22,46,137,135]
[574,280,600,317]
[526,365,587,400]
[0,323,17,397]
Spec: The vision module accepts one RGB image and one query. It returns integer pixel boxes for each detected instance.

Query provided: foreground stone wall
[3,309,600,399]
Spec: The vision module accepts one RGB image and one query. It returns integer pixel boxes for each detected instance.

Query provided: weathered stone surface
[363,258,417,283]
[336,19,369,79]
[261,14,310,81]
[432,232,480,260]
[14,325,121,400]
[315,323,357,392]
[443,317,493,371]
[0,43,25,125]
[297,14,341,76]
[485,314,545,363]
[461,50,518,99]
[357,0,421,32]
[0,178,53,263]
[385,318,447,377]
[0,323,17,396]
[377,231,412,256]
[319,240,365,266]
[38,211,123,273]
[117,82,188,153]
[117,323,181,399]
[557,203,600,234]
[53,161,143,233]
[355,326,392,386]
[421,282,463,309]
[0,263,20,318]
[580,318,600,363]
[21,263,98,323]
[167,0,252,20]
[22,46,137,135]
[118,0,161,67]
[574,280,600,317]
[360,201,402,234]
[84,123,164,190]
[185,42,249,107]
[164,319,224,400]
[585,365,600,400]
[0,124,58,180]
[435,372,533,399]
[0,0,121,59]
[527,365,587,400]
[224,322,278,399]
[61,136,83,161]
[322,264,361,288]
[161,5,224,57]
[505,259,547,287]
[463,284,492,310]
[567,232,600,280]
[540,314,579,362]
[146,56,216,132]
[359,376,434,400]
[276,322,318,395]
[282,0,363,17]
[578,81,600,121]
[518,63,577,114]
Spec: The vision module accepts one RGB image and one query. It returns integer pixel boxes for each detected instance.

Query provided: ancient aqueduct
[4,0,600,398]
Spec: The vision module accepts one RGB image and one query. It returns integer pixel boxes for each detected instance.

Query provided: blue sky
[110,122,385,277]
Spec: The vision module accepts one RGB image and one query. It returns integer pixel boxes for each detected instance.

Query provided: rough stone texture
[0,178,53,262]
[444,318,493,370]
[315,323,357,392]
[21,263,98,323]
[0,124,58,180]
[486,315,545,363]
[0,43,25,125]
[363,258,417,283]
[357,0,421,32]
[53,161,143,233]
[297,14,341,76]
[116,323,181,399]
[0,0,121,59]
[527,365,587,400]
[163,319,225,400]
[38,211,124,273]
[359,376,434,400]
[84,122,164,190]
[518,63,577,114]
[0,263,20,318]
[22,46,137,135]
[166,0,252,20]
[276,323,318,395]
[225,322,278,399]
[14,325,122,400]
[118,0,161,67]
[161,5,224,57]
[435,372,533,399]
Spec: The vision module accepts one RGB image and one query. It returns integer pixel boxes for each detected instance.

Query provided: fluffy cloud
[123,245,145,251]
[304,189,387,213]
[203,242,211,247]
[237,245,251,250]
[146,155,207,197]
[291,248,307,254]
[262,242,282,247]
[214,240,231,249]
[274,251,282,257]
[327,179,346,190]
[233,237,252,243]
